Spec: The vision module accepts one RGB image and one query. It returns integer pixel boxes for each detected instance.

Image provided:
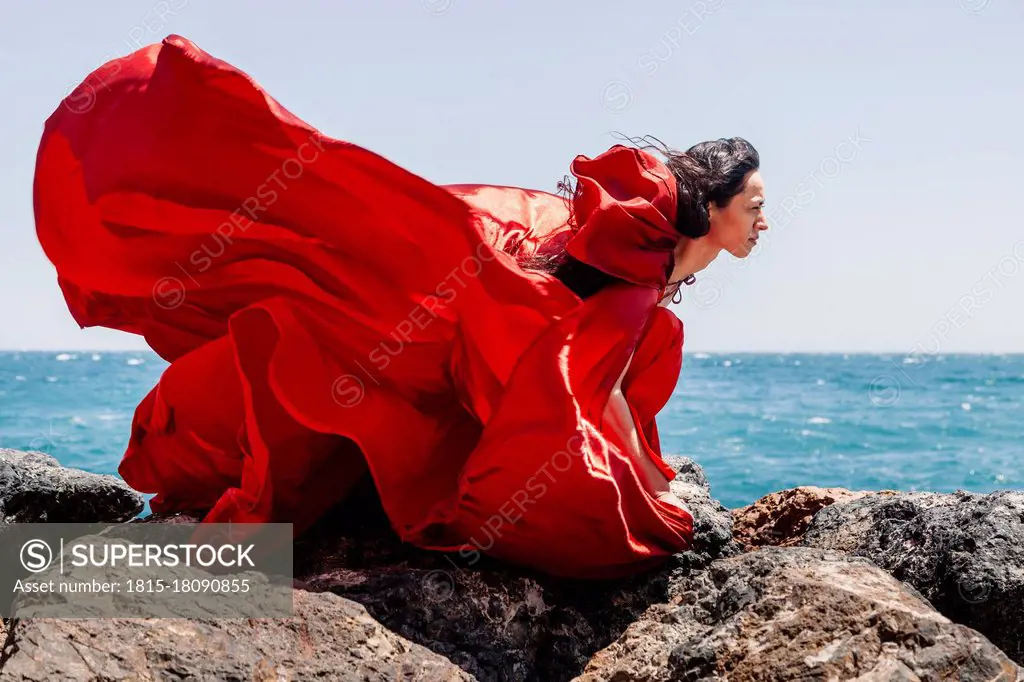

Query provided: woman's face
[707,170,768,258]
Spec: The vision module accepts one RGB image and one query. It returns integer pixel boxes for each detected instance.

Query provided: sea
[1,351,1021,510]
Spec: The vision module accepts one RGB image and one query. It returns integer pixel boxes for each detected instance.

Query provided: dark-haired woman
[34,36,767,578]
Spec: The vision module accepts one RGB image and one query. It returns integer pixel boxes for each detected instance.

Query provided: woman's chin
[726,243,754,259]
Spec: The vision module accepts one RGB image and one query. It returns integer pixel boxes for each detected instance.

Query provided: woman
[34,35,767,578]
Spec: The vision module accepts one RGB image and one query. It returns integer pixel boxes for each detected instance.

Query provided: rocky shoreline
[1,446,1022,681]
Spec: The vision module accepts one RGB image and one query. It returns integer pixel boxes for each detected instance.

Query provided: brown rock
[731,486,879,549]
[0,589,472,681]
[576,547,1022,681]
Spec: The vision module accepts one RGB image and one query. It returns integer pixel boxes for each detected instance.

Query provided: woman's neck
[669,237,720,283]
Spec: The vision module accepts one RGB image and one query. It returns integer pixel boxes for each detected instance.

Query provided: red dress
[34,35,692,578]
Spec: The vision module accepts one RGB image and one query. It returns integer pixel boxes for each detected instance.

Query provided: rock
[52,498,671,681]
[290,480,655,681]
[0,590,472,680]
[576,546,1022,681]
[803,489,1024,665]
[300,548,685,682]
[0,449,143,523]
[665,455,740,562]
[731,486,877,550]
[289,460,737,682]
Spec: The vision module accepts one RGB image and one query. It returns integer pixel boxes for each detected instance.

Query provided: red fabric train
[33,35,692,578]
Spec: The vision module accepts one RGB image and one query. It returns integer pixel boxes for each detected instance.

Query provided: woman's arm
[602,352,673,497]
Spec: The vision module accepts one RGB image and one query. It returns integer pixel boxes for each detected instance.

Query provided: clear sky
[1,0,1021,352]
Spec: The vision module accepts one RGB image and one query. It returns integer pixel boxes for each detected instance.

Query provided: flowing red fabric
[33,35,692,578]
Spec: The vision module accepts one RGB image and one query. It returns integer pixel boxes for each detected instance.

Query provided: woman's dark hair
[525,136,760,299]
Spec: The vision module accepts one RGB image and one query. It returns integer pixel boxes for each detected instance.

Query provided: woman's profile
[33,35,767,578]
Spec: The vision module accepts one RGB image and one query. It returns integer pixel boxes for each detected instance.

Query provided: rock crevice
[0,618,18,677]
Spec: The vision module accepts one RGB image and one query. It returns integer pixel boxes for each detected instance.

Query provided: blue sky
[1,0,1021,352]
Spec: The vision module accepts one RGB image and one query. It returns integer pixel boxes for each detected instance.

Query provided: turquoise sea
[1,351,1021,509]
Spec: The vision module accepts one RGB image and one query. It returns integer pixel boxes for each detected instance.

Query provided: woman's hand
[604,388,672,497]
[603,349,689,510]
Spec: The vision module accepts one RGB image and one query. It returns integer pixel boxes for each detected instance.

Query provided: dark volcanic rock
[665,455,740,562]
[577,546,1022,681]
[291,483,662,681]
[0,449,143,523]
[146,498,676,681]
[291,458,736,682]
[0,590,472,681]
[803,489,1024,665]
